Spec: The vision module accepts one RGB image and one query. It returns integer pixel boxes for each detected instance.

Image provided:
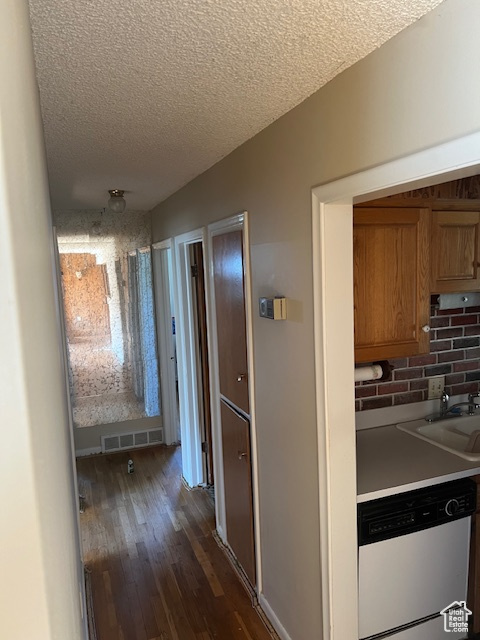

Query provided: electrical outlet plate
[428,375,445,400]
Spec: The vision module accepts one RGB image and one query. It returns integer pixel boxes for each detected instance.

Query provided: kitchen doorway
[312,131,480,640]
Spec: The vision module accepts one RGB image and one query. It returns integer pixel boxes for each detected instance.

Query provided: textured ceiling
[28,0,444,211]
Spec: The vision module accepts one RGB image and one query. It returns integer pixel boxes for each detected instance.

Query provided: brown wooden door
[431,209,480,292]
[212,230,249,414]
[220,399,256,585]
[353,207,430,363]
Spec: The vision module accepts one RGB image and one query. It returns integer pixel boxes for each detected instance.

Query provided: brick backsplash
[355,297,480,411]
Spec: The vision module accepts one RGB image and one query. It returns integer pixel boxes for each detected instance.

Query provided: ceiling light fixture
[107,189,126,213]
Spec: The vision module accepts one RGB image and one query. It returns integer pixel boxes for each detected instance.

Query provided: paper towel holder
[354,360,392,383]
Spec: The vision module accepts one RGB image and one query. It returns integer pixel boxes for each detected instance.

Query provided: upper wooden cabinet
[353,207,430,363]
[431,208,480,293]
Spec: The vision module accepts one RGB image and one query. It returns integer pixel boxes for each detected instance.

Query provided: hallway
[77,446,273,640]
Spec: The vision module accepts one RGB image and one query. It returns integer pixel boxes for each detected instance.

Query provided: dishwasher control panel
[358,477,476,545]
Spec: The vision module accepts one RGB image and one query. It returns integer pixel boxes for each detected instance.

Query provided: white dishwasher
[358,478,476,639]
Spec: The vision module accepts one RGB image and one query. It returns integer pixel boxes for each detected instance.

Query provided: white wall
[151,1,480,639]
[0,2,86,638]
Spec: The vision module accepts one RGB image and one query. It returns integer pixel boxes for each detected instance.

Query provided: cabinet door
[353,207,430,363]
[220,399,256,585]
[431,209,480,293]
[212,230,249,413]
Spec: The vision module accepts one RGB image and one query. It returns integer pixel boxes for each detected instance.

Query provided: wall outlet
[428,375,445,400]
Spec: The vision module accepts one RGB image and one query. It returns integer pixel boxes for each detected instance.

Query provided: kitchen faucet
[440,390,449,417]
[425,391,480,422]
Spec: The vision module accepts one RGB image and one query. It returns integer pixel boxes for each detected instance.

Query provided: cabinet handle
[421,325,431,333]
[238,451,248,460]
[237,373,247,382]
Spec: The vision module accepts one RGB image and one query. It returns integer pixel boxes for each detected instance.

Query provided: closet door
[212,226,255,586]
[220,399,255,585]
[212,230,249,413]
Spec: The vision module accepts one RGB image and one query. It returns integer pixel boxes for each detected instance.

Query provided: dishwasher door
[358,516,471,639]
[382,616,447,639]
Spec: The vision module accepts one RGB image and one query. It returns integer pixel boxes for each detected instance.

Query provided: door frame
[190,241,214,486]
[173,229,209,487]
[206,212,262,591]
[312,130,480,640]
[152,239,179,445]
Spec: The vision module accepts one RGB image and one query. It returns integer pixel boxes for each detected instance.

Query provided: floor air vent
[101,428,163,453]
[120,433,134,449]
[135,431,148,447]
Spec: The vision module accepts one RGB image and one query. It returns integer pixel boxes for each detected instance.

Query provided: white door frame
[152,239,179,445]
[206,212,262,590]
[313,131,480,640]
[173,228,208,487]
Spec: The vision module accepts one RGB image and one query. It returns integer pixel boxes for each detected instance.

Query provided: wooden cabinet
[212,230,249,414]
[431,208,480,293]
[220,400,255,586]
[353,207,430,363]
[212,228,256,587]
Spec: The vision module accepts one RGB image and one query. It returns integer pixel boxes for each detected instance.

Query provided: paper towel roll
[354,364,383,383]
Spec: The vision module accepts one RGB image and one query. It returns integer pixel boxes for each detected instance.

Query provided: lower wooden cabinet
[220,399,256,585]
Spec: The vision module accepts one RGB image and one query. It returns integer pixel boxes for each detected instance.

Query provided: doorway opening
[173,229,212,489]
[312,131,480,640]
[152,240,180,446]
[56,220,161,431]
[190,242,215,488]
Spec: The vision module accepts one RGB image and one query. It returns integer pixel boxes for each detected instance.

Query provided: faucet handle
[467,393,480,414]
[441,390,449,402]
[468,392,480,403]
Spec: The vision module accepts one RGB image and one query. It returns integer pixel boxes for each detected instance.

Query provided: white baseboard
[75,446,102,458]
[258,594,292,640]
[216,524,226,544]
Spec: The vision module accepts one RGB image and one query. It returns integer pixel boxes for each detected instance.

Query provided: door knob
[237,373,247,382]
[238,451,247,460]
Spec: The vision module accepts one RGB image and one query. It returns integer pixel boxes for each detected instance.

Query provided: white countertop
[356,424,480,503]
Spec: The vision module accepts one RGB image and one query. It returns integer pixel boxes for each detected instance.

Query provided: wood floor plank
[77,445,273,640]
[123,581,148,640]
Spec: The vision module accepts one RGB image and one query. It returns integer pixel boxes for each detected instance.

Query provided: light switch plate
[259,296,286,320]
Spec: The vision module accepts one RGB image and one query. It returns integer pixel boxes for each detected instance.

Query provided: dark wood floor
[77,445,272,640]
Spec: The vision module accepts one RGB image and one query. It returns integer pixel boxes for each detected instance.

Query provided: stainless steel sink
[397,414,480,461]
